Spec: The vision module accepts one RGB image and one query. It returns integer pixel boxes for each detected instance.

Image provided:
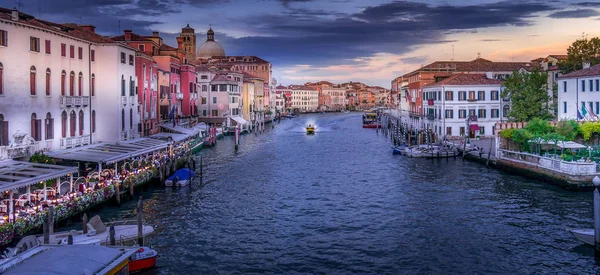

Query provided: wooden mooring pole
[137,196,144,246]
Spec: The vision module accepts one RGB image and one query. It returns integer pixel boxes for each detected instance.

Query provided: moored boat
[392,144,408,154]
[129,246,158,273]
[568,228,594,245]
[165,168,195,187]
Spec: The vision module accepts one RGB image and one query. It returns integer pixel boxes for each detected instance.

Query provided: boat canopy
[167,168,195,181]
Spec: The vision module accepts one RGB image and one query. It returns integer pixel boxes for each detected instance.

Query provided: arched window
[0,63,3,95]
[78,72,83,96]
[503,105,510,117]
[121,109,125,130]
[189,82,194,94]
[91,110,96,133]
[45,69,51,96]
[61,70,66,96]
[91,74,95,96]
[30,113,41,141]
[45,112,53,140]
[69,110,76,137]
[69,71,75,96]
[129,108,133,128]
[121,75,125,96]
[78,110,84,135]
[30,66,36,95]
[61,111,67,138]
[0,114,7,146]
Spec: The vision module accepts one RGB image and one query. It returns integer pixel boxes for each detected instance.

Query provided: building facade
[557,63,600,121]
[288,85,319,112]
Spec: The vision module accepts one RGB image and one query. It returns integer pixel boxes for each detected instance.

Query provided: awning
[159,124,200,136]
[556,141,587,149]
[47,138,169,164]
[0,160,78,192]
[149,133,191,142]
[470,124,480,130]
[230,115,249,125]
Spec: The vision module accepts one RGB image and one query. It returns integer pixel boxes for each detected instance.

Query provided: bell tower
[179,24,196,62]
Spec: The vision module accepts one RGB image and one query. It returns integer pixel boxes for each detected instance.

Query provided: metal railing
[60,96,90,107]
[60,135,91,149]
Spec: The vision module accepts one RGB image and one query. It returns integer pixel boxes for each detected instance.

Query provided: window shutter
[35,119,41,141]
[0,121,8,146]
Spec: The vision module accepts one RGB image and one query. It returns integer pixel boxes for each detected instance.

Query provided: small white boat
[568,228,594,245]
[165,168,195,187]
[35,215,154,246]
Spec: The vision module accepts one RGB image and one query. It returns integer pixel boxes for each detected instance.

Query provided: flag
[590,102,599,121]
[168,105,175,120]
[582,103,588,117]
[577,108,584,120]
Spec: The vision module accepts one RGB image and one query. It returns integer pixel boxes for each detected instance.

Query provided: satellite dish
[272,78,277,86]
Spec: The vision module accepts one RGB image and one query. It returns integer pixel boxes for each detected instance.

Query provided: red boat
[362,124,382,128]
[129,246,158,273]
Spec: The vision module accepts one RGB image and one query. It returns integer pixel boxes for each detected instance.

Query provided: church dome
[197,27,225,59]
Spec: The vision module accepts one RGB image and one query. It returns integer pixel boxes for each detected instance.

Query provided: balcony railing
[60,96,90,108]
[467,98,477,102]
[60,135,91,149]
[129,129,138,139]
[426,114,435,121]
[121,96,127,105]
[175,93,184,100]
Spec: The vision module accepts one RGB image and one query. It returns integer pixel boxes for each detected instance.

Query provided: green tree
[501,70,551,122]
[555,120,579,141]
[525,118,552,136]
[558,37,600,74]
[551,84,558,118]
[579,121,600,140]
[511,129,533,152]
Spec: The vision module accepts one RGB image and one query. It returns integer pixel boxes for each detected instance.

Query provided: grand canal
[62,113,600,274]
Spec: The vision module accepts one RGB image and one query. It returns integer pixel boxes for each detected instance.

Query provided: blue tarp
[167,168,195,181]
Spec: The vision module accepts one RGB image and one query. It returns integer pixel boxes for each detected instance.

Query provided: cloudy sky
[9,0,600,87]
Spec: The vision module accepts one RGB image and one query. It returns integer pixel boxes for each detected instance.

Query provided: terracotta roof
[241,72,263,81]
[403,58,532,78]
[288,85,316,90]
[547,65,559,71]
[111,33,152,42]
[275,85,288,89]
[560,64,600,79]
[159,44,177,51]
[549,54,568,60]
[213,56,270,64]
[424,74,504,88]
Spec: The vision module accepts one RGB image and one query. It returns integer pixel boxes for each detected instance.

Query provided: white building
[0,9,138,160]
[422,74,507,140]
[322,87,346,111]
[557,63,600,121]
[288,85,319,112]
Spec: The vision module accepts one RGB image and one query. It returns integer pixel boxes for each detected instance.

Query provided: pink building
[180,64,198,116]
[135,53,159,136]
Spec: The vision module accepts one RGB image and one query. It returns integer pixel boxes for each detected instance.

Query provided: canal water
[63,113,600,274]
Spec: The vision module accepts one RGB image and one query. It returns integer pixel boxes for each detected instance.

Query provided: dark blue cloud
[549,8,600,18]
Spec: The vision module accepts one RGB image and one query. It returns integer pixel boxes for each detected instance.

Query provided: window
[445,109,453,118]
[458,91,466,101]
[469,109,476,117]
[121,75,125,96]
[212,97,217,104]
[61,70,66,95]
[69,110,76,137]
[30,66,36,95]
[0,114,7,146]
[45,69,51,95]
[491,109,499,118]
[597,102,599,115]
[0,30,7,46]
[446,127,452,136]
[582,80,586,92]
[503,105,510,117]
[129,108,133,128]
[78,47,83,59]
[69,71,75,96]
[212,110,218,116]
[78,110,84,135]
[219,84,226,91]
[91,50,95,61]
[92,110,96,133]
[480,126,485,135]
[121,52,126,64]
[477,91,485,101]
[211,85,217,92]
[590,80,594,92]
[138,45,145,51]
[589,102,594,114]
[61,111,67,138]
[563,81,567,92]
[468,91,475,100]
[30,37,40,52]
[189,82,194,94]
[45,40,51,54]
[0,63,2,95]
[491,90,499,100]
[445,91,453,101]
[91,74,95,96]
[202,110,207,116]
[460,127,465,136]
[202,85,207,91]
[61,43,66,57]
[201,75,208,79]
[478,109,486,118]
[561,102,566,113]
[30,113,41,141]
[130,76,135,96]
[70,45,74,58]
[121,109,125,130]
[458,109,466,119]
[45,113,54,140]
[129,54,134,65]
[78,72,83,96]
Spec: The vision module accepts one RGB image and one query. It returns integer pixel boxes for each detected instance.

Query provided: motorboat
[35,215,155,246]
[362,123,382,129]
[129,246,158,273]
[405,145,458,158]
[306,125,315,135]
[568,228,594,245]
[392,144,408,154]
[165,168,195,187]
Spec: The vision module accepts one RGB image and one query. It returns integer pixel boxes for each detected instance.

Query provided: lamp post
[593,175,600,255]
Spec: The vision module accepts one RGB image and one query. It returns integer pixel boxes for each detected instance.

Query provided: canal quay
[53,112,600,274]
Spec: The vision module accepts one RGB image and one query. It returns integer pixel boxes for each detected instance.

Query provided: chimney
[485,72,493,79]
[11,9,18,21]
[80,25,96,33]
[152,31,159,37]
[583,61,591,69]
[124,30,132,41]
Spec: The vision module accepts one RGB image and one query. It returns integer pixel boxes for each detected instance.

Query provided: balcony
[60,135,91,149]
[175,93,184,100]
[121,96,128,105]
[129,129,138,139]
[502,97,510,102]
[426,114,435,121]
[60,96,90,108]
[467,98,477,102]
